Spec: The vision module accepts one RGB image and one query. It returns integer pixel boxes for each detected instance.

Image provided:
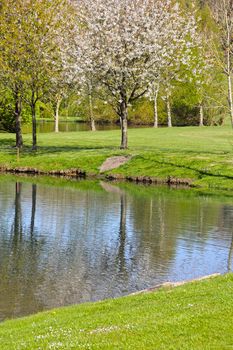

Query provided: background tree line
[0,0,232,149]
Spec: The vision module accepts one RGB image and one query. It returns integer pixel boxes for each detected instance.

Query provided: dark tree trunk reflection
[12,182,22,242]
[228,232,233,272]
[30,184,37,237]
[116,194,127,273]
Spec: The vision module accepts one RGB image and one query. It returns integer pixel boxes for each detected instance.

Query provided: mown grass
[0,274,232,349]
[1,126,233,190]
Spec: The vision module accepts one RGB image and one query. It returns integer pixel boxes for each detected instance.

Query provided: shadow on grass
[8,144,119,156]
[141,156,233,180]
[138,146,231,156]
[0,138,16,148]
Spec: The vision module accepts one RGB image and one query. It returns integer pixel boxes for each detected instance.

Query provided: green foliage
[51,92,117,123]
[0,88,31,132]
[77,97,117,123]
[0,90,15,132]
[128,98,153,124]
[0,0,230,129]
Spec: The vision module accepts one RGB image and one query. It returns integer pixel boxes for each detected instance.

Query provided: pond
[22,120,119,133]
[0,176,232,321]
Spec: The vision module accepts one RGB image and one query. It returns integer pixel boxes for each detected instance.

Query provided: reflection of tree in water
[97,183,233,292]
[102,184,181,290]
[38,185,134,306]
[126,194,179,276]
[0,182,45,321]
[34,186,117,308]
[217,205,233,272]
[30,184,37,237]
[11,182,23,242]
[125,191,229,283]
[228,234,233,272]
[116,193,127,274]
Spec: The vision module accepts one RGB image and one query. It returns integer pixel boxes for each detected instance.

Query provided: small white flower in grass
[48,342,64,349]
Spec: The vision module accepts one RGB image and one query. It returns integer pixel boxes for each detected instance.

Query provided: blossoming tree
[72,0,199,148]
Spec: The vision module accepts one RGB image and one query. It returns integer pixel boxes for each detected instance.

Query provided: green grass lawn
[0,274,232,350]
[1,126,233,190]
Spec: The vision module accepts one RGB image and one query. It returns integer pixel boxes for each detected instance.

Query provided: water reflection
[30,184,37,237]
[0,178,232,321]
[22,120,119,133]
[22,120,148,133]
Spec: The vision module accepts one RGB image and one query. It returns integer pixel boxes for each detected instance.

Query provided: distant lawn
[0,274,232,349]
[1,126,233,190]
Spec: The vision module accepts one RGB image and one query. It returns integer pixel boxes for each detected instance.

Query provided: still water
[22,120,148,133]
[22,120,119,133]
[0,177,232,321]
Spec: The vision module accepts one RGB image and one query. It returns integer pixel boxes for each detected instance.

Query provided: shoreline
[0,273,221,324]
[1,165,232,194]
[0,273,232,349]
[1,126,233,192]
[0,165,194,186]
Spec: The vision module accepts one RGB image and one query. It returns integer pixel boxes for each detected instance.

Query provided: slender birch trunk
[88,82,96,131]
[227,73,233,127]
[55,97,62,133]
[199,104,204,126]
[225,5,233,127]
[153,83,159,128]
[167,97,172,128]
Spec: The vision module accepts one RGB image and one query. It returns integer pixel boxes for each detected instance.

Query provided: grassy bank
[0,274,232,349]
[1,126,233,190]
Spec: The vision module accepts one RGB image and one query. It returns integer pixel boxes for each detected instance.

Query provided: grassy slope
[0,274,232,350]
[1,126,233,190]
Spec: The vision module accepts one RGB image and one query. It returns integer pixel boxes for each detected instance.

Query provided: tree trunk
[199,104,204,126]
[90,116,96,132]
[31,102,37,150]
[153,83,159,128]
[14,90,23,149]
[55,97,62,133]
[227,74,233,127]
[167,97,172,127]
[119,87,128,149]
[120,115,128,149]
[88,83,96,131]
[224,5,233,127]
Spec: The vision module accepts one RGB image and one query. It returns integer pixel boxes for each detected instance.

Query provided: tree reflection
[30,184,37,237]
[228,233,233,272]
[0,182,45,321]
[116,193,127,273]
[11,182,22,242]
[217,204,233,272]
